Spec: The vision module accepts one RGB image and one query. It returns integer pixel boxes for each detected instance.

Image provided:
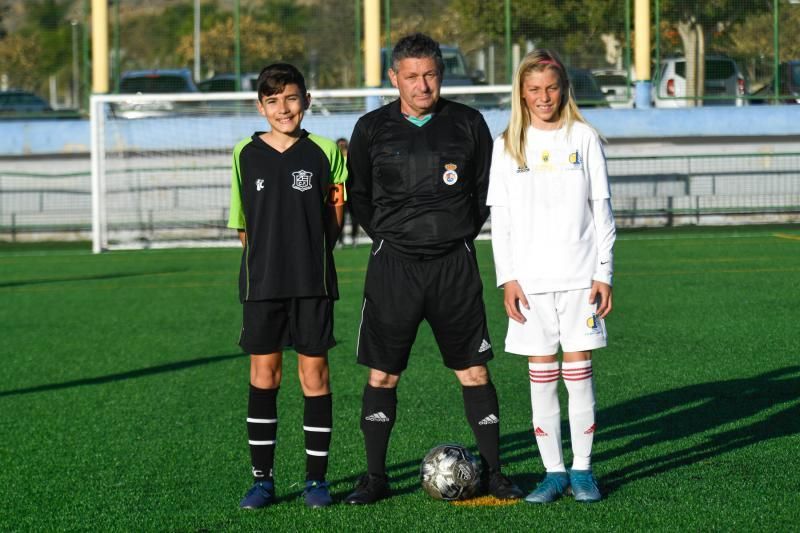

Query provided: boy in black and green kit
[228,63,347,509]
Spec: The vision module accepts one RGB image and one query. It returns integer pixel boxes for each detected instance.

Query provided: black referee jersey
[227,130,347,302]
[347,98,492,257]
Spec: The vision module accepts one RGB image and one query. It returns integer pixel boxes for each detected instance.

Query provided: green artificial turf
[1,225,798,531]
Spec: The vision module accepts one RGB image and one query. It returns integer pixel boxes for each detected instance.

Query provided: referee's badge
[442,163,459,185]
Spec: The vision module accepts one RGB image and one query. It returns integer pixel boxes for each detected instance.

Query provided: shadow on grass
[0,269,187,289]
[0,353,244,397]
[596,365,800,493]
[325,365,800,500]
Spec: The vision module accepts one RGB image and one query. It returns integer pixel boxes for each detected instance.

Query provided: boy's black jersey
[347,98,492,258]
[228,130,347,302]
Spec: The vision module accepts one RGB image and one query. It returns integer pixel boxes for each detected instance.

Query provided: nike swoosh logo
[600,261,609,265]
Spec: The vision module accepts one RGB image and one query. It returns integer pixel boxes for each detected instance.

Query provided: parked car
[567,67,609,107]
[750,60,800,104]
[113,68,200,118]
[654,55,747,107]
[197,72,259,92]
[591,69,635,108]
[0,90,52,114]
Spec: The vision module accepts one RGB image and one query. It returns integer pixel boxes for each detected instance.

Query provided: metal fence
[2,0,799,115]
[2,150,798,243]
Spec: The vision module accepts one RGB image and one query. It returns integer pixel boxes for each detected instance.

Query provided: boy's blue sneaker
[524,472,570,504]
[303,480,333,508]
[569,469,602,503]
[239,480,275,509]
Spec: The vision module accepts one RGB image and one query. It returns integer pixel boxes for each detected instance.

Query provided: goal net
[89,86,510,252]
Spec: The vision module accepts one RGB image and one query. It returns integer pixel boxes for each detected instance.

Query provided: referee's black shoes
[344,473,391,504]
[486,470,525,500]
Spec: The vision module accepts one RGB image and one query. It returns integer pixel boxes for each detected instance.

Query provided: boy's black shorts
[239,297,335,356]
[356,240,494,374]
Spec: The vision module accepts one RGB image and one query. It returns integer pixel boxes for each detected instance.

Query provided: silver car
[654,56,747,107]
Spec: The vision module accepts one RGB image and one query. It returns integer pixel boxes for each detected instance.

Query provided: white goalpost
[89,86,511,253]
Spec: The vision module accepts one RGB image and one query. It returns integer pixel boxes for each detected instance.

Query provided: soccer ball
[419,443,481,501]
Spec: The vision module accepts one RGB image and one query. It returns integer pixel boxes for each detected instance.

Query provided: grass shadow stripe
[0,352,244,397]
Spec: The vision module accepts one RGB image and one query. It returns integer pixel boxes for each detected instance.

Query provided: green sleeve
[308,133,349,200]
[227,137,251,229]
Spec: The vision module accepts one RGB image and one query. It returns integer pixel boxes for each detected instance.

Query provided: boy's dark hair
[391,33,444,75]
[256,63,308,99]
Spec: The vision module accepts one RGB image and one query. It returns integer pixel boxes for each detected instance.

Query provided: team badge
[541,150,550,163]
[568,150,582,166]
[291,169,313,192]
[442,163,459,185]
[586,313,600,330]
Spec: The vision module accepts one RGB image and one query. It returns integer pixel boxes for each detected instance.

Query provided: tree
[658,0,770,105]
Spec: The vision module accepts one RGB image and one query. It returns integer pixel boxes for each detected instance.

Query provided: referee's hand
[503,280,529,324]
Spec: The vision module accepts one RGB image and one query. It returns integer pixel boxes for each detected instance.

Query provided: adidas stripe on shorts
[356,240,493,374]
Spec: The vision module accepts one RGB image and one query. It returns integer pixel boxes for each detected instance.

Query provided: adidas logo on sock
[478,339,492,353]
[534,426,548,437]
[365,411,391,423]
[478,414,499,425]
[584,423,596,435]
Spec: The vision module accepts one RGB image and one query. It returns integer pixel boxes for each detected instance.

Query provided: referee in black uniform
[344,33,524,504]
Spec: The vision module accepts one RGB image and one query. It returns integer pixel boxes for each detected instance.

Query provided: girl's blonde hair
[501,49,592,168]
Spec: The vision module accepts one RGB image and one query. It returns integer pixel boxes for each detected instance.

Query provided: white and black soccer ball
[419,443,481,501]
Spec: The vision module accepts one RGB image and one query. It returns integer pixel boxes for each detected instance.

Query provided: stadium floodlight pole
[194,0,201,82]
[363,0,381,111]
[91,0,109,94]
[354,0,362,87]
[633,0,651,109]
[234,0,241,91]
[504,0,511,83]
[773,1,779,101]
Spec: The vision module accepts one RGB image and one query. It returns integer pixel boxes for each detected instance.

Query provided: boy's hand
[590,280,613,318]
[503,280,529,324]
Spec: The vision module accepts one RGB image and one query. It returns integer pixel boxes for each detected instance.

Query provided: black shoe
[486,470,524,500]
[344,473,391,505]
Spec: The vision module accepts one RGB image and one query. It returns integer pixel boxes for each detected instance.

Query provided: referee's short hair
[391,33,444,75]
[256,63,308,99]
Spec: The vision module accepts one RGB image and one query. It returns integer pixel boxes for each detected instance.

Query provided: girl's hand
[503,280,529,324]
[589,281,613,318]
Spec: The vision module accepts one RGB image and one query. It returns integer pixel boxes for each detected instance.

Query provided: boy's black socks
[359,384,397,476]
[247,385,279,482]
[303,393,333,482]
[462,381,501,472]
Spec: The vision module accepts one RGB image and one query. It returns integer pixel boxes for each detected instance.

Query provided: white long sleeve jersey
[487,122,616,293]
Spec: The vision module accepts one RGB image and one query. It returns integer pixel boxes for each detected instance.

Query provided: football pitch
[1,225,798,531]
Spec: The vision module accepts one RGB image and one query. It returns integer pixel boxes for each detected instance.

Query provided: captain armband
[327,183,346,206]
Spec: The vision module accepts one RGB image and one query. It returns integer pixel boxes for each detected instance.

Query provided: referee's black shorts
[356,239,493,374]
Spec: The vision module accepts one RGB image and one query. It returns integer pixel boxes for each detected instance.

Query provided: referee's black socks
[360,384,397,476]
[462,382,501,472]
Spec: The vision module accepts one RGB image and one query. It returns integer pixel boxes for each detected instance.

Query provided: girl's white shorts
[504,287,607,356]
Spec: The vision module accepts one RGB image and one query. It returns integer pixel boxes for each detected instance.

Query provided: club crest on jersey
[568,150,582,167]
[541,150,550,163]
[291,169,313,192]
[442,163,458,185]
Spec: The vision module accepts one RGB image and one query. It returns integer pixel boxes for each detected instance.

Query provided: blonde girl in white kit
[487,49,616,504]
